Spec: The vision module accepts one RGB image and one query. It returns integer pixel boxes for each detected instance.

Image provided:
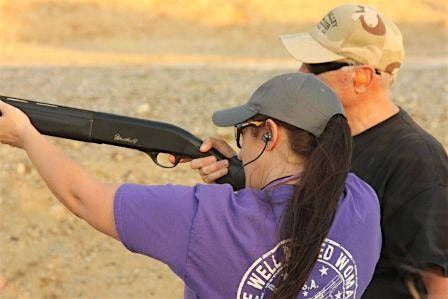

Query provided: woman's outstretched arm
[0,100,120,239]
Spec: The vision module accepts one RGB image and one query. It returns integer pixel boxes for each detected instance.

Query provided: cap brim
[212,104,257,127]
[279,33,345,63]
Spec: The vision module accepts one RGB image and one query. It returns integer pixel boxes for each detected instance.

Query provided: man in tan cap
[188,4,448,298]
[277,4,448,298]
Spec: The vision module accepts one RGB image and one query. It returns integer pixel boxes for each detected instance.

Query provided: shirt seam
[182,184,201,284]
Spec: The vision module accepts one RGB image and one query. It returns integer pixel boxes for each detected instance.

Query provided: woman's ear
[265,119,279,151]
[353,66,374,93]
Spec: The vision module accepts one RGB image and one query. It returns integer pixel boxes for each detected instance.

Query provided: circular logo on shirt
[237,238,358,299]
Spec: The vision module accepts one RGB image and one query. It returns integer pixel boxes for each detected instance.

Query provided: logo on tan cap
[280,4,404,76]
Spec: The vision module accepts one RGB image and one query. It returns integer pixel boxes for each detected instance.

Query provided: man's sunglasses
[304,62,350,75]
[304,62,382,75]
[234,121,265,149]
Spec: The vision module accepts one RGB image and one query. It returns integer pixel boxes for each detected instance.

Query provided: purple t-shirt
[114,173,381,299]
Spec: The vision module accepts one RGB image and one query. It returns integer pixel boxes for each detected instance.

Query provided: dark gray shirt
[353,109,448,298]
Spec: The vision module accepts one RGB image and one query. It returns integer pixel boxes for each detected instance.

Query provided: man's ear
[264,119,279,151]
[353,66,374,93]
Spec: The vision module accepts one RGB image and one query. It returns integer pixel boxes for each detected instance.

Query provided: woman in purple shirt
[0,73,380,298]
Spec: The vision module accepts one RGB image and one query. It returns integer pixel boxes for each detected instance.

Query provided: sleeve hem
[113,183,134,252]
[420,261,448,277]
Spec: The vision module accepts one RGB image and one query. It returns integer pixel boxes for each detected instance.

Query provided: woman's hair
[250,114,352,298]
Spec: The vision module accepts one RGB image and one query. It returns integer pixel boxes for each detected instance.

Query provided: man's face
[298,63,354,108]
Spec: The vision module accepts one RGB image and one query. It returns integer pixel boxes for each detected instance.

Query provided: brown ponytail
[271,114,352,298]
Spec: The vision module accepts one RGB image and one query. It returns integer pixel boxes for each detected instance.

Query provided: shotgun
[0,95,245,190]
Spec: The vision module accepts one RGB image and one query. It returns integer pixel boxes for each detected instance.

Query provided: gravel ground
[0,65,447,298]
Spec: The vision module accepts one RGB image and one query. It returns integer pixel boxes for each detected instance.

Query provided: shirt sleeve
[381,134,448,276]
[113,183,198,278]
[386,184,448,275]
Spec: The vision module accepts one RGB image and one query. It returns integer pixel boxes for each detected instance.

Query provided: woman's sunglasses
[234,121,265,148]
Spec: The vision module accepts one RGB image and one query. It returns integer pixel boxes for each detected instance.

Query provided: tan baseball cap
[279,4,404,75]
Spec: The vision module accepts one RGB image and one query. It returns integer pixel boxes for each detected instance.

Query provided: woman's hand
[190,137,236,183]
[0,100,35,148]
[169,136,236,184]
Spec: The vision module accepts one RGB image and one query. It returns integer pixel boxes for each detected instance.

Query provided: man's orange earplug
[355,73,368,85]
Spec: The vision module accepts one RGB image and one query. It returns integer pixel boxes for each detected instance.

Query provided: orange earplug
[355,73,368,85]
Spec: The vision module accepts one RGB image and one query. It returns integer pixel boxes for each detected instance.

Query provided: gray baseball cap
[212,73,344,137]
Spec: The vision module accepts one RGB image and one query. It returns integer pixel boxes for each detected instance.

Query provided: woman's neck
[261,173,302,190]
[259,160,304,189]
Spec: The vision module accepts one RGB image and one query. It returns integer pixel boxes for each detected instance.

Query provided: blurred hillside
[0,0,447,66]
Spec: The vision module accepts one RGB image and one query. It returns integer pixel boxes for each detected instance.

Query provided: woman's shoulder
[345,173,379,203]
[323,174,382,296]
[339,173,381,223]
[194,183,278,210]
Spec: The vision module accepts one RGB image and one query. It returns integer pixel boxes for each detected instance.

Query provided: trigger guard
[147,152,160,164]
